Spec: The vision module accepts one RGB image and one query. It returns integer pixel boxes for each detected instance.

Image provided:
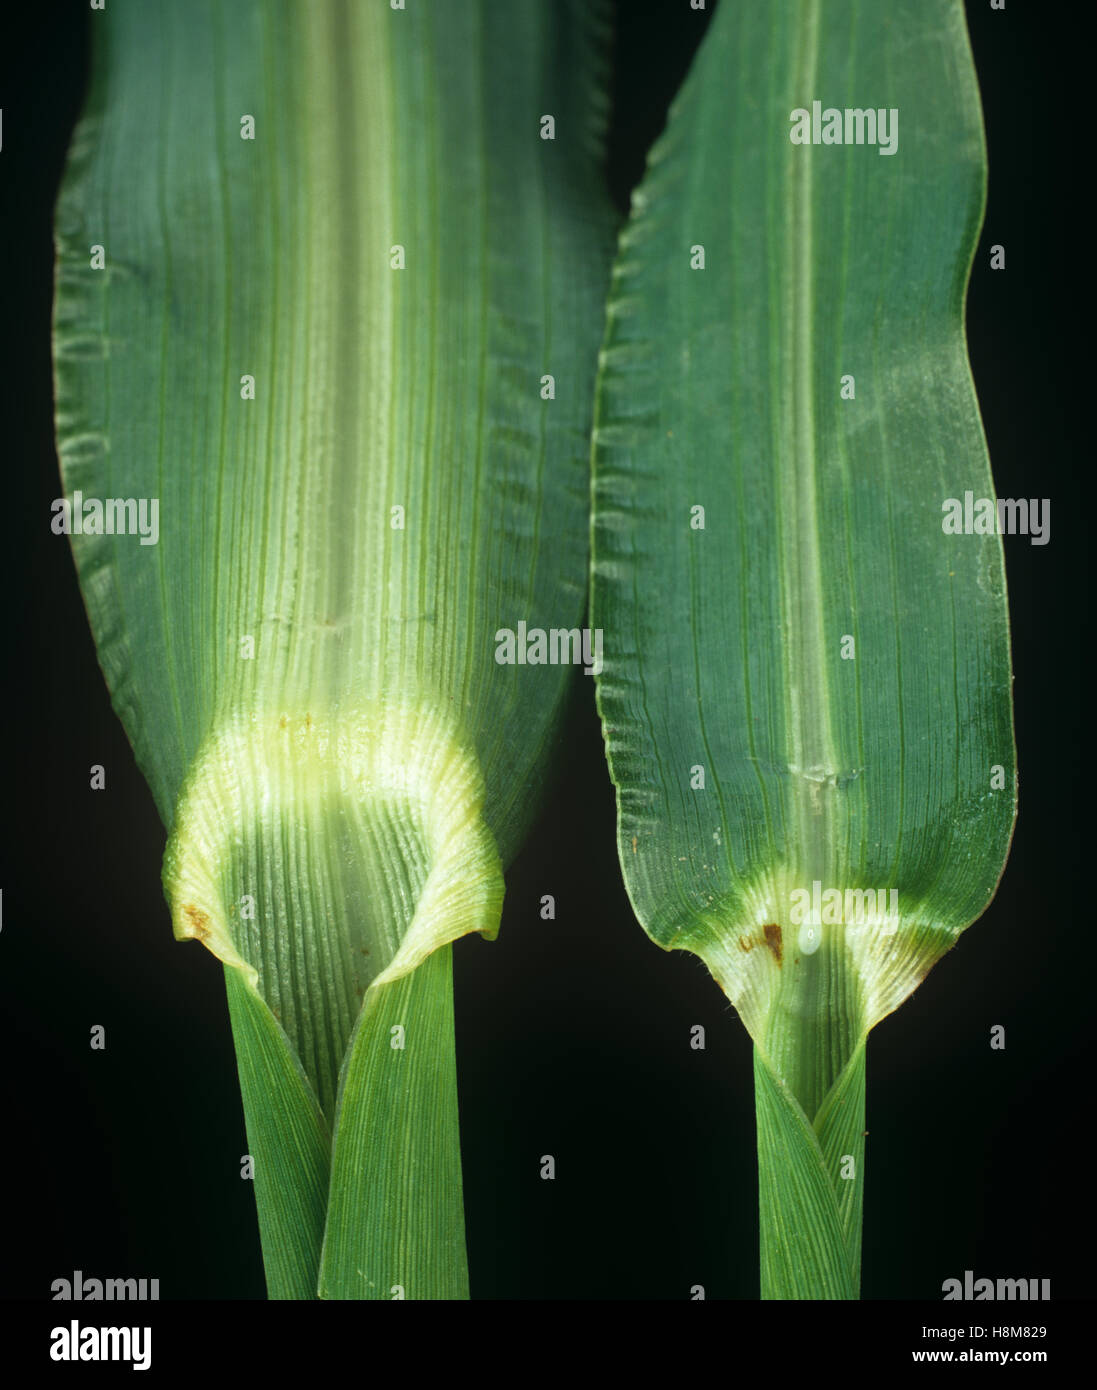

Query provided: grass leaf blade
[54,0,615,1298]
[592,0,1015,1297]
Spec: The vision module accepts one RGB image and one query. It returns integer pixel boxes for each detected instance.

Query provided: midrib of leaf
[768,0,860,1121]
[781,0,832,845]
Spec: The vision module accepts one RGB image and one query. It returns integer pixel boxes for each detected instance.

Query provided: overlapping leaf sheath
[53,0,614,1298]
[591,0,1015,1297]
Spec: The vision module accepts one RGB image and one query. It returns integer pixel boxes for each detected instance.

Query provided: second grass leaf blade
[591,0,1016,1298]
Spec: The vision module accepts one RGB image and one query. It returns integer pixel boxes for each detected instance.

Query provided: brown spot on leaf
[182,903,211,942]
[737,936,754,953]
[279,715,288,729]
[763,923,783,965]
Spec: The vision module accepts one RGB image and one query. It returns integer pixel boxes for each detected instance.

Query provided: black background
[1,0,1089,1318]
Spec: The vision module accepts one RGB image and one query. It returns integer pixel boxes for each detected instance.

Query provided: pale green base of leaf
[755,1041,865,1300]
[226,967,331,1300]
[228,946,469,1301]
[320,946,468,1301]
[172,707,498,1299]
